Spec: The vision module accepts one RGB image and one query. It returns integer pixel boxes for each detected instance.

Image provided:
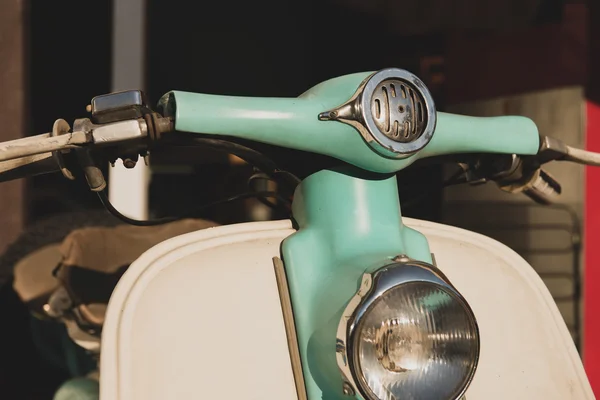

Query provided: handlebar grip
[0,131,87,163]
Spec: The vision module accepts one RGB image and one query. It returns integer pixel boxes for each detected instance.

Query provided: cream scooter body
[99,216,592,399]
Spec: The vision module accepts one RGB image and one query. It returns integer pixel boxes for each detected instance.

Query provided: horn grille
[370,79,427,143]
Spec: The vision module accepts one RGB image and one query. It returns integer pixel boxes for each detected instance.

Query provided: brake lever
[495,165,562,205]
[455,153,561,205]
[491,134,600,204]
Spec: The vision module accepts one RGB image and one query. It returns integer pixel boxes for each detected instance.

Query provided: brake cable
[79,135,299,226]
[96,190,289,227]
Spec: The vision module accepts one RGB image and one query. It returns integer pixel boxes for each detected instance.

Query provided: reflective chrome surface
[272,257,308,400]
[92,119,148,144]
[319,68,436,158]
[370,79,427,143]
[336,257,479,400]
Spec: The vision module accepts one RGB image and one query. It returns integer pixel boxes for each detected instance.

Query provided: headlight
[336,256,479,400]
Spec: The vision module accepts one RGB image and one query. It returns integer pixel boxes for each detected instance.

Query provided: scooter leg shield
[99,219,592,399]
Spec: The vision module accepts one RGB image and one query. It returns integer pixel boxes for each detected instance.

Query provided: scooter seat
[14,218,219,326]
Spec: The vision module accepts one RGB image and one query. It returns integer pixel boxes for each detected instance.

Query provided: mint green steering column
[281,167,431,399]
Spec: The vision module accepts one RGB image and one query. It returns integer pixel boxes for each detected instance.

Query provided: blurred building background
[0,0,597,398]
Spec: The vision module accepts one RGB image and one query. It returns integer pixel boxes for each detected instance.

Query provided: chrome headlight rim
[336,256,480,400]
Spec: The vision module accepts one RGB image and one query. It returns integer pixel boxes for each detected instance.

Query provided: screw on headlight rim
[393,254,411,263]
[342,382,355,396]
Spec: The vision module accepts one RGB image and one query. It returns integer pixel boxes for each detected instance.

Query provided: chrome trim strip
[273,256,308,400]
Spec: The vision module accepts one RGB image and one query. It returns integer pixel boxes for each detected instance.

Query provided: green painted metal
[53,378,99,400]
[160,72,540,174]
[156,70,543,399]
[281,167,432,399]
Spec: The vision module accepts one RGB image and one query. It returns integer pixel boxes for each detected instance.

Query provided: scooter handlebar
[0,74,596,208]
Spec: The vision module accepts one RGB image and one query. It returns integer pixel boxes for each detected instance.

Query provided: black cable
[399,167,469,209]
[161,135,301,189]
[247,173,292,212]
[256,195,286,212]
[97,190,288,227]
[443,167,468,186]
[93,134,299,226]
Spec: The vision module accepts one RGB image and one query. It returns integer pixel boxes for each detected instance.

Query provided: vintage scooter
[0,68,595,399]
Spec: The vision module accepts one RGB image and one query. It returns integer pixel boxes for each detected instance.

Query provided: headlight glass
[353,281,479,400]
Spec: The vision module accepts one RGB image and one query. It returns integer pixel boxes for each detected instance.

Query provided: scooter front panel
[101,220,298,400]
[100,218,592,399]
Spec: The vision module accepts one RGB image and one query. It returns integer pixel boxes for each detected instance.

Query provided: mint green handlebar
[159,72,539,173]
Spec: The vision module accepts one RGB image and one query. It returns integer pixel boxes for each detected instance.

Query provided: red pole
[585,101,600,395]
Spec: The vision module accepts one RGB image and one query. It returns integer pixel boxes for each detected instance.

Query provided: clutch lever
[0,118,150,190]
[0,90,174,188]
